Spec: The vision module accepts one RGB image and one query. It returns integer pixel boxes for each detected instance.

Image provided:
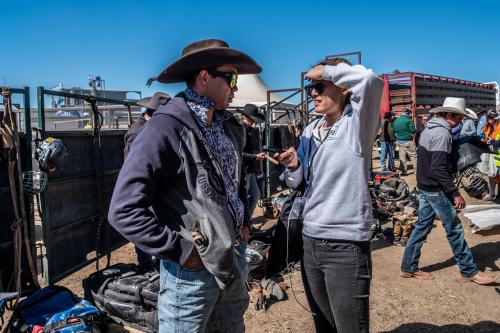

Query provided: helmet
[487,109,498,118]
[34,137,68,172]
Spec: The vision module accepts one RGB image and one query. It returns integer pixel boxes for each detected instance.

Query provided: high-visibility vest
[483,123,500,139]
[493,125,500,168]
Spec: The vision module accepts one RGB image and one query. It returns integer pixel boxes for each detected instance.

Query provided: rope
[145,77,157,87]
[1,88,40,310]
[84,96,110,270]
[125,103,132,128]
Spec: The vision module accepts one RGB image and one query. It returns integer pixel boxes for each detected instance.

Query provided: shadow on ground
[381,321,500,333]
[420,242,500,273]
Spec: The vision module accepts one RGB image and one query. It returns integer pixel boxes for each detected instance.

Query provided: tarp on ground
[463,204,500,233]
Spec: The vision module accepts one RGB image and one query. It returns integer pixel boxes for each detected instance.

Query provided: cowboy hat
[157,39,262,84]
[465,108,478,120]
[429,97,468,116]
[137,92,170,111]
[239,104,265,123]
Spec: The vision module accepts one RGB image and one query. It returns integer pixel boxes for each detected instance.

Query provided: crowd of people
[106,38,497,333]
[379,102,500,203]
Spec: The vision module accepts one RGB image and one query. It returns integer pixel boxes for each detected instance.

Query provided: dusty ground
[34,156,500,332]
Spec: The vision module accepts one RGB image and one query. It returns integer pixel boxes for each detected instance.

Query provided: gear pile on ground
[246,230,289,311]
[371,177,419,245]
[392,206,418,246]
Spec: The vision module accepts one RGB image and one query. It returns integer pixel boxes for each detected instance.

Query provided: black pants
[301,235,372,333]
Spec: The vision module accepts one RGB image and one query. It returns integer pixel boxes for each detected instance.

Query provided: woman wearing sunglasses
[277,58,384,333]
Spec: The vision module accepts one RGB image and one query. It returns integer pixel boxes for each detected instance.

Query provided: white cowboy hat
[429,97,468,116]
[465,108,478,120]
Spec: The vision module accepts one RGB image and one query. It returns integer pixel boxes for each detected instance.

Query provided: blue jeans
[401,190,479,277]
[380,141,395,171]
[245,173,261,219]
[158,242,249,333]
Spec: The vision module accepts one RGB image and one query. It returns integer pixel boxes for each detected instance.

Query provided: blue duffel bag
[7,285,102,333]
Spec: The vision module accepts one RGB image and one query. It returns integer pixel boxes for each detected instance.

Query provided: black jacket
[416,117,460,198]
[242,124,263,174]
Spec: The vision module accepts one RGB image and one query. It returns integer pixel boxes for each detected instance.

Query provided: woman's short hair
[318,58,353,67]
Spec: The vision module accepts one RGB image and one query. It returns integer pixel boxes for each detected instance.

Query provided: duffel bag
[7,285,102,333]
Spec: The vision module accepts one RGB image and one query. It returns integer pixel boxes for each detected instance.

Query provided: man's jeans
[245,173,261,219]
[396,140,417,175]
[158,242,249,333]
[401,190,479,277]
[302,235,371,333]
[380,141,395,171]
[487,173,500,197]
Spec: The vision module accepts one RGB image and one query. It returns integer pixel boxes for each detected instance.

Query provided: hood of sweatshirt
[427,116,451,132]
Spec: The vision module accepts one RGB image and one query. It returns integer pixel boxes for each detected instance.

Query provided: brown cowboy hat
[156,39,262,84]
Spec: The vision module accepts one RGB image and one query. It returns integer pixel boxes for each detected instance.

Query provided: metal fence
[35,88,136,284]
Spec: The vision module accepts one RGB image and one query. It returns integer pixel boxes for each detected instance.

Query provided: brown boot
[468,272,497,285]
[400,270,435,281]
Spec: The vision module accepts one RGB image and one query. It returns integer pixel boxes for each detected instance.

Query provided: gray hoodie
[285,63,383,241]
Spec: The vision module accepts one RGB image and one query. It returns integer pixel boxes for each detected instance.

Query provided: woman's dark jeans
[301,234,372,333]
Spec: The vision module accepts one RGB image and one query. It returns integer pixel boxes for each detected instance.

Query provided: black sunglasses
[304,81,330,97]
[207,69,238,89]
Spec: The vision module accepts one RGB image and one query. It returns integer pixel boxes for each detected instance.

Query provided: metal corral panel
[39,130,127,283]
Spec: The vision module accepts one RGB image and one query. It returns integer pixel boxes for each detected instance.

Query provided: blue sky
[1,0,499,105]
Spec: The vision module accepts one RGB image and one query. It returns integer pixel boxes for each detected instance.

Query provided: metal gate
[36,87,137,284]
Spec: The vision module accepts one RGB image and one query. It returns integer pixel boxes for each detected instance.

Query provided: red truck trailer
[379,72,497,129]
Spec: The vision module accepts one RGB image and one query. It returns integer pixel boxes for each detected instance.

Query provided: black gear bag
[82,263,159,332]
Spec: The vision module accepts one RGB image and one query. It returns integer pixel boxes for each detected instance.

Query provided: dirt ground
[45,156,500,332]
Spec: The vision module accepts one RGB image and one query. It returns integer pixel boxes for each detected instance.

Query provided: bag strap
[304,112,350,188]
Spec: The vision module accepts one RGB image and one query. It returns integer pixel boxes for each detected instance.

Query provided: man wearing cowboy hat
[108,39,262,332]
[459,107,478,138]
[239,103,266,219]
[123,92,170,160]
[400,97,497,285]
[379,110,396,172]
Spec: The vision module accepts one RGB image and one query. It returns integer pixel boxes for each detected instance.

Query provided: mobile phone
[262,146,287,154]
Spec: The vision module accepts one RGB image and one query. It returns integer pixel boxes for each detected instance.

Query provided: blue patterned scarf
[185,88,244,228]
